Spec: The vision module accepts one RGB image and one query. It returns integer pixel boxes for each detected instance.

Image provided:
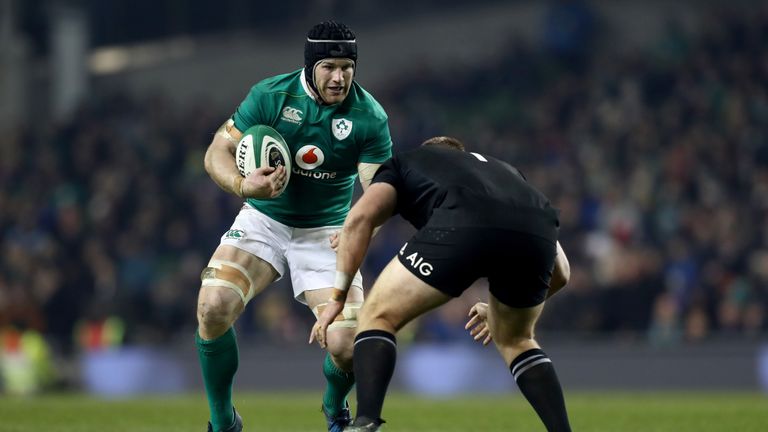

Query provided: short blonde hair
[421,136,465,151]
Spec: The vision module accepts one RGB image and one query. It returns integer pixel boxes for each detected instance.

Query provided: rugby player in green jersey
[196,21,392,432]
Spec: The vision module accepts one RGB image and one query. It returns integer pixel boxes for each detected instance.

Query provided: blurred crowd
[1,4,767,359]
[381,5,768,344]
[0,95,231,353]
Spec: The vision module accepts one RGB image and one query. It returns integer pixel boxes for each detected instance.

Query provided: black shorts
[397,226,556,308]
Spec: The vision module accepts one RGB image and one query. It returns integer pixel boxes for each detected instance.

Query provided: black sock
[352,330,397,426]
[510,348,571,432]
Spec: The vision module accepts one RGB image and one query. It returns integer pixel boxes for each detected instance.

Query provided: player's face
[313,58,355,104]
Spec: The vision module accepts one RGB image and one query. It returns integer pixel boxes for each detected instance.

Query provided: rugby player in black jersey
[311,136,572,431]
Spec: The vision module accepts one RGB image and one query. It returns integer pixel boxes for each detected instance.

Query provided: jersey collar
[300,70,319,102]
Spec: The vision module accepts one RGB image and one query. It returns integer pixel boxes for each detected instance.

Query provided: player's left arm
[465,302,492,346]
[329,162,384,250]
[335,181,396,294]
[310,182,397,346]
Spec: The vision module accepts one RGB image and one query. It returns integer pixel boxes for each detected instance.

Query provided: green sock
[196,327,238,431]
[322,352,355,416]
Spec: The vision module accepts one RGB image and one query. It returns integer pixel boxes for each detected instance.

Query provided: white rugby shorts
[219,205,363,304]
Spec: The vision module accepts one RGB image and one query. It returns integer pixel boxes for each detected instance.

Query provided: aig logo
[399,242,433,276]
[281,106,303,124]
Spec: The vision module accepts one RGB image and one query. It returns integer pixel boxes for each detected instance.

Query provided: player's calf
[488,297,571,431]
[509,347,571,432]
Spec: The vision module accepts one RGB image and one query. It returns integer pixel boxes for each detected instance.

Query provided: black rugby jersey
[371,146,559,240]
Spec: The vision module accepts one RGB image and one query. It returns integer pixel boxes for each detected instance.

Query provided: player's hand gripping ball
[235,125,292,196]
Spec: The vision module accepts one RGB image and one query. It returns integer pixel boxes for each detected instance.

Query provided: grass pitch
[0,391,766,431]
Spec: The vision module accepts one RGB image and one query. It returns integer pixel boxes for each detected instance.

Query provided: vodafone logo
[295,145,325,170]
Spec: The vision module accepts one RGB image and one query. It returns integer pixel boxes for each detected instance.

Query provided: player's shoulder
[465,150,526,180]
[346,82,388,121]
[407,146,514,169]
[249,69,304,97]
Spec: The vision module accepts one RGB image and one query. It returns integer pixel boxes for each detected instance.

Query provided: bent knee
[492,324,537,345]
[197,287,242,328]
[325,329,355,368]
[494,335,539,365]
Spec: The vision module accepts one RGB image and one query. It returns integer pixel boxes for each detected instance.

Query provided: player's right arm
[204,119,245,195]
[310,182,397,347]
[328,162,385,251]
[204,119,286,199]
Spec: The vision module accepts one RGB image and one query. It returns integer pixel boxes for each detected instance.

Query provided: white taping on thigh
[201,259,255,304]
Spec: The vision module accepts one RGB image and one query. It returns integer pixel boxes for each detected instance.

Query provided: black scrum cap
[304,21,357,97]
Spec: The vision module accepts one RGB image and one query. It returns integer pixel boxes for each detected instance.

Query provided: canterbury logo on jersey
[281,106,304,124]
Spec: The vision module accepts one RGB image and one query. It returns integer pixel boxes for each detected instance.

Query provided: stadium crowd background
[0,0,766,374]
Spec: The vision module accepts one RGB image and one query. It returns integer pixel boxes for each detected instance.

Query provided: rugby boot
[206,407,242,432]
[343,417,383,431]
[323,401,352,432]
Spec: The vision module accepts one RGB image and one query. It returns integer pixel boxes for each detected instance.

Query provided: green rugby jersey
[232,69,392,228]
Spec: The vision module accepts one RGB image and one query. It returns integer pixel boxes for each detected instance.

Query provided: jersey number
[470,152,488,162]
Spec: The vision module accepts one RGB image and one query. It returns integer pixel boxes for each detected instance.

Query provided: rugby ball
[235,124,292,196]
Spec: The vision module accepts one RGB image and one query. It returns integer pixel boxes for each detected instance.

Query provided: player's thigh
[304,286,365,311]
[488,293,544,364]
[487,231,556,309]
[359,257,453,332]
[200,206,290,306]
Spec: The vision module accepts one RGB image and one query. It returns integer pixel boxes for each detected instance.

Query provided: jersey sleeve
[371,156,402,189]
[232,85,270,132]
[371,156,405,216]
[358,116,393,164]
